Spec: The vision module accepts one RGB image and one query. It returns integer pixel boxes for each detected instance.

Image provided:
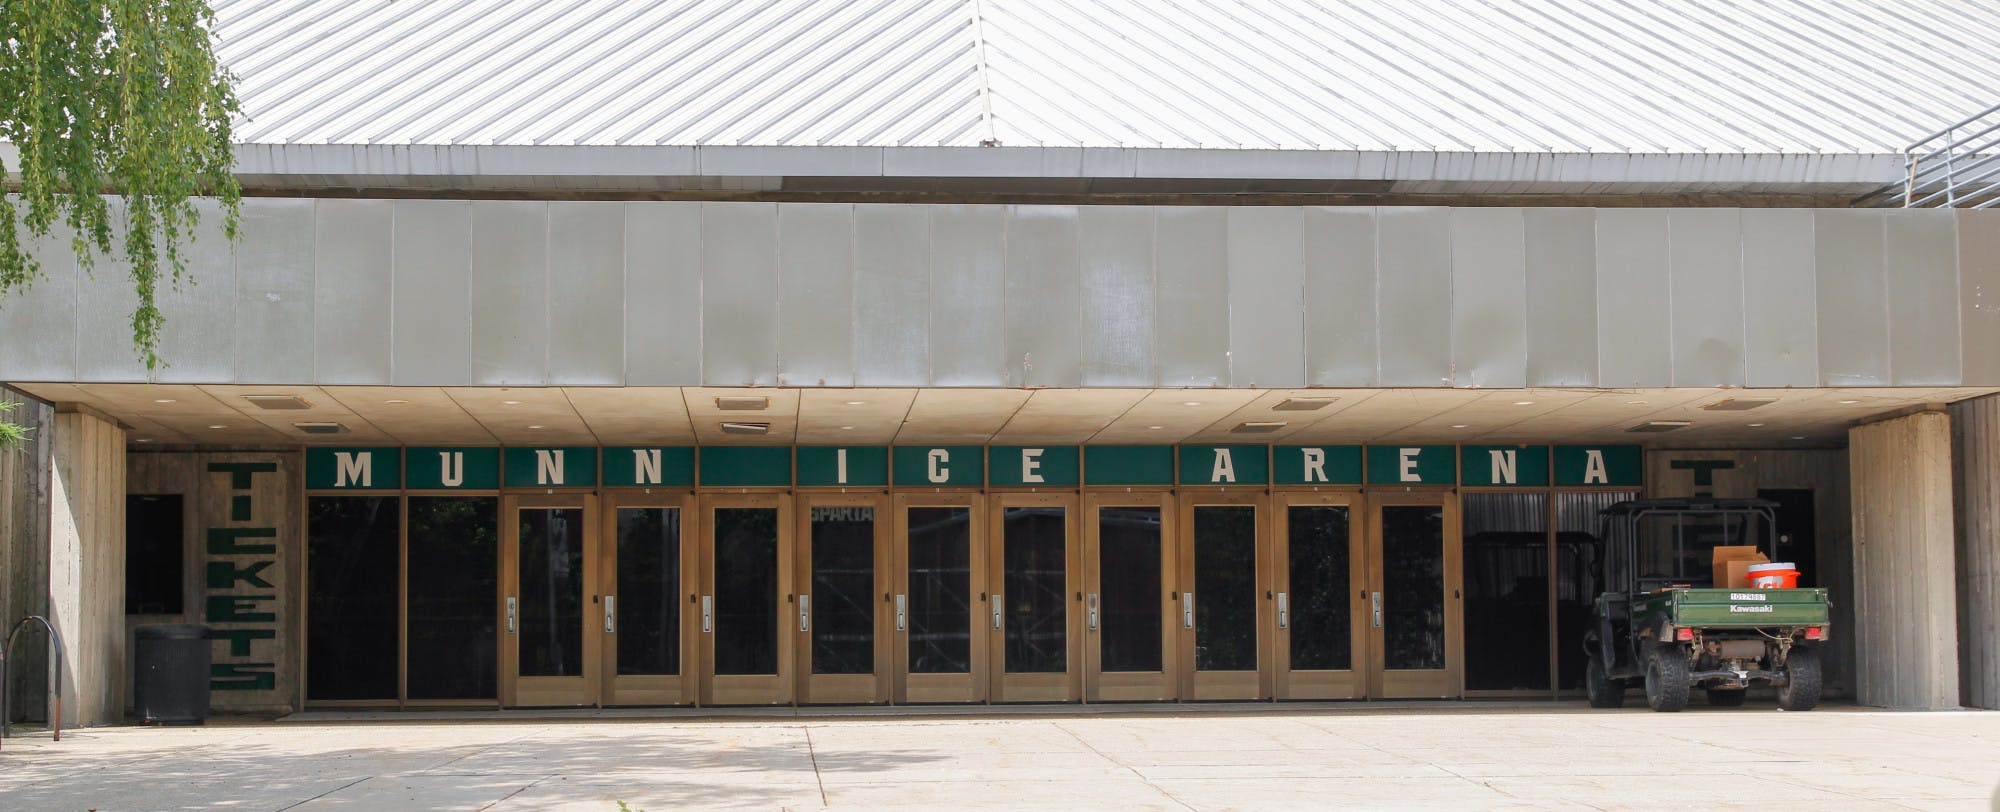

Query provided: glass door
[892,494,986,703]
[1366,493,1462,698]
[501,495,598,707]
[795,493,891,704]
[1272,492,1366,700]
[599,492,694,706]
[987,493,1081,703]
[1082,493,1176,702]
[697,494,793,706]
[1178,493,1267,700]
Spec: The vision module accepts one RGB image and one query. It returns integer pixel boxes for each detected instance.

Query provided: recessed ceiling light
[134,438,154,443]
[502,400,522,406]
[1513,401,1536,406]
[208,424,228,430]
[1790,436,1806,440]
[1148,425,1165,430]
[1626,400,1648,405]
[527,424,545,430]
[844,400,867,406]
[1450,424,1469,429]
[1837,400,1861,405]
[385,399,410,404]
[1182,401,1203,407]
[153,398,176,404]
[840,425,855,430]
[1747,423,1765,427]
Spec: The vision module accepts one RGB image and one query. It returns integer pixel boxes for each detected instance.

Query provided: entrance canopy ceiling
[23,383,1987,450]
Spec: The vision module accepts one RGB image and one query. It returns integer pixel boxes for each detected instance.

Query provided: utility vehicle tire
[1644,647,1691,712]
[1777,647,1822,712]
[1586,654,1625,708]
[1705,688,1747,707]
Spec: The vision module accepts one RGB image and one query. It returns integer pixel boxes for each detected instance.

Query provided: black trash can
[134,624,211,725]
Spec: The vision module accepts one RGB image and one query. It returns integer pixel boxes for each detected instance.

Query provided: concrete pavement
[0,703,1995,810]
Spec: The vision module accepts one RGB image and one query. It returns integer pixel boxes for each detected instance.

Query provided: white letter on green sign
[634,449,661,485]
[1022,448,1044,483]
[537,450,565,486]
[440,451,465,487]
[1211,449,1236,483]
[1585,449,1608,484]
[927,449,949,484]
[1400,448,1420,482]
[837,448,849,484]
[1490,449,1516,485]
[1302,448,1327,483]
[336,451,372,488]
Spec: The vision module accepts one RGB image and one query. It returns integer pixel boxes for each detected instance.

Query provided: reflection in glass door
[988,494,1080,702]
[893,495,985,703]
[1179,494,1266,700]
[600,492,691,705]
[796,495,889,704]
[1273,493,1365,699]
[1367,495,1461,698]
[1083,494,1174,702]
[503,495,598,707]
[699,494,792,706]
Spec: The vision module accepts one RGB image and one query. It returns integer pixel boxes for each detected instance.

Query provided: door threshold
[276,698,1572,724]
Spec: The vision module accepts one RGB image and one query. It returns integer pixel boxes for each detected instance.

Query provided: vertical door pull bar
[1275,592,1289,630]
[1182,592,1195,629]
[701,595,714,633]
[506,597,518,635]
[1086,593,1100,631]
[894,594,907,632]
[1371,591,1383,629]
[603,595,616,634]
[798,594,811,632]
[991,595,1004,630]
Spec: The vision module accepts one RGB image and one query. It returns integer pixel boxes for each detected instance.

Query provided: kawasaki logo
[1729,605,1775,613]
[1730,593,1767,601]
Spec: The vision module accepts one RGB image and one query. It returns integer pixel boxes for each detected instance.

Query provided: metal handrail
[1857,100,2000,208]
[0,615,65,750]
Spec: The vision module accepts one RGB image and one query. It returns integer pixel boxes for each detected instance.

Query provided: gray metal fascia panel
[882,146,1085,178]
[469,201,551,386]
[232,198,317,385]
[1523,208,1598,387]
[73,228,145,382]
[313,199,395,385]
[1376,207,1453,387]
[698,145,884,177]
[929,205,1006,386]
[1594,209,1672,388]
[1004,205,1085,388]
[390,200,472,386]
[1885,209,1962,386]
[547,201,627,386]
[1740,209,1819,388]
[700,202,780,387]
[1960,210,2000,386]
[148,199,238,383]
[1078,206,1156,387]
[776,203,857,387]
[1814,210,1890,386]
[1227,207,1306,388]
[1304,207,1379,387]
[0,224,81,381]
[1449,207,1528,389]
[1667,209,1747,387]
[853,204,930,387]
[1154,206,1230,387]
[624,202,703,385]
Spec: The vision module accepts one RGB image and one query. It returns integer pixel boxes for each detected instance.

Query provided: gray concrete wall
[0,385,52,723]
[1849,411,1961,709]
[49,409,125,726]
[0,201,1990,389]
[1950,395,2000,709]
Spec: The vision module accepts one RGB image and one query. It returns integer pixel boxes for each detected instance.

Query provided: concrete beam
[49,410,125,726]
[1849,411,1961,709]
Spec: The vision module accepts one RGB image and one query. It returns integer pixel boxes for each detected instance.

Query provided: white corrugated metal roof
[215,0,2000,154]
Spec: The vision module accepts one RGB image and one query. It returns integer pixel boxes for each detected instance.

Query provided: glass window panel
[1193,506,1257,672]
[1555,491,1634,689]
[1461,492,1550,691]
[517,508,586,678]
[1382,505,1446,671]
[907,507,972,674]
[1002,506,1068,674]
[616,507,680,676]
[125,495,185,615]
[809,506,876,675]
[1287,505,1351,671]
[713,507,779,676]
[306,496,399,701]
[407,496,498,700]
[1097,507,1162,673]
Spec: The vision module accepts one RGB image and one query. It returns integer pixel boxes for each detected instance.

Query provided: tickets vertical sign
[205,459,284,693]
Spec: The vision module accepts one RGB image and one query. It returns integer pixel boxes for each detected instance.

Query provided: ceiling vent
[1701,398,1777,411]
[1272,398,1337,411]
[1627,420,1693,433]
[1230,421,1288,434]
[244,394,313,410]
[715,396,770,411]
[720,421,770,435]
[293,421,347,435]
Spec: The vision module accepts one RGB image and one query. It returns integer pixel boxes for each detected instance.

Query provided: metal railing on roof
[1858,101,2000,208]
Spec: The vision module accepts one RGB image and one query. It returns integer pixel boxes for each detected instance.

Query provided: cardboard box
[1712,546,1769,589]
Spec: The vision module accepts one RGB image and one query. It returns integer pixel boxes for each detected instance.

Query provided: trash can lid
[135,624,212,640]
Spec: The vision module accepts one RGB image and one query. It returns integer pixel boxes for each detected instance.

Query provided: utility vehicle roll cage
[1597,498,1779,594]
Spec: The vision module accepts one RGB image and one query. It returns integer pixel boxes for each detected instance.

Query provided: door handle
[603,595,616,634]
[1182,591,1195,630]
[1086,592,1100,631]
[1276,591,1289,630]
[991,595,1004,630]
[701,595,714,634]
[799,594,811,632]
[506,597,518,635]
[1371,591,1383,629]
[894,594,907,632]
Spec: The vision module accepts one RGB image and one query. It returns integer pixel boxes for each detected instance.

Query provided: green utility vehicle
[1584,498,1829,712]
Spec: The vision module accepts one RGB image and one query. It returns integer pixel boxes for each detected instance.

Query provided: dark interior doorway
[1758,488,1817,588]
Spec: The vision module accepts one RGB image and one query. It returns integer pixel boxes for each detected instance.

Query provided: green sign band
[988,446,1080,486]
[1459,445,1552,487]
[1179,445,1269,485]
[892,446,984,486]
[503,447,598,488]
[305,447,401,490]
[797,446,889,487]
[1365,445,1457,485]
[1273,446,1364,485]
[406,447,501,490]
[603,447,696,487]
[1082,446,1175,486]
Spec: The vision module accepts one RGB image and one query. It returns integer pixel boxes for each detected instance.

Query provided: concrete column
[1952,395,2000,709]
[1849,411,1960,709]
[1,387,54,722]
[49,407,126,727]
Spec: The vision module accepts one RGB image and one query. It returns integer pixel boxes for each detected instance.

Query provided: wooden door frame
[1081,491,1177,702]
[892,492,988,704]
[986,491,1083,703]
[696,492,795,706]
[1271,490,1368,700]
[793,491,893,705]
[1364,490,1463,699]
[1176,490,1270,701]
[597,490,696,706]
[500,493,601,708]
